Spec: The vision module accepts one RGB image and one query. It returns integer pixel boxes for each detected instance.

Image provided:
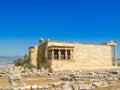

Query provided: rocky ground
[0,67,120,90]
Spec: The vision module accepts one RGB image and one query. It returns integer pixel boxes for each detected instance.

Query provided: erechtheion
[29,38,117,70]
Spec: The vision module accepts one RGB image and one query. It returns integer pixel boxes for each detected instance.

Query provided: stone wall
[29,46,38,66]
[37,42,51,70]
[29,40,113,70]
[47,41,112,70]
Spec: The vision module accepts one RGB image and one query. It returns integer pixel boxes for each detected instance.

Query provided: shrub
[13,54,36,69]
[14,58,23,66]
[25,63,36,69]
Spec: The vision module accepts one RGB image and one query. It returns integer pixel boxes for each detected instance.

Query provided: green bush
[25,63,36,69]
[13,54,36,69]
[14,58,23,66]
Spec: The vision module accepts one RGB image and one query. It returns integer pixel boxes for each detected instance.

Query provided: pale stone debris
[0,69,120,89]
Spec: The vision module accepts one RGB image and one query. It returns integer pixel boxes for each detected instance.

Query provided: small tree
[23,54,29,66]
[25,63,36,69]
[13,54,36,69]
[14,58,23,66]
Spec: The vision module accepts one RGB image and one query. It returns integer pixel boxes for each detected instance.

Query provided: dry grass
[22,76,61,85]
[0,76,61,86]
[0,77,11,86]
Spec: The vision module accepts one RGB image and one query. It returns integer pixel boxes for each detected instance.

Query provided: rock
[52,82,62,87]
[31,68,37,73]
[61,76,68,81]
[47,77,55,80]
[31,85,38,90]
[78,83,88,90]
[102,81,109,87]
[110,70,118,74]
[10,80,16,87]
[19,86,25,90]
[62,84,72,90]
[114,77,119,81]
[108,81,116,85]
[37,85,43,89]
[106,77,113,81]
[87,83,93,89]
[102,84,109,87]
[92,81,102,88]
[13,87,19,90]
[43,84,49,89]
[25,85,31,90]
[71,84,78,90]
[55,87,62,90]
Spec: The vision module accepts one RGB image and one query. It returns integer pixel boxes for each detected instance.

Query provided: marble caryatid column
[65,49,68,59]
[70,50,73,59]
[58,49,61,60]
[114,45,117,66]
[51,49,54,60]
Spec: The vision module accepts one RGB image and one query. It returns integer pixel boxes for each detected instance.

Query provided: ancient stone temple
[29,38,117,70]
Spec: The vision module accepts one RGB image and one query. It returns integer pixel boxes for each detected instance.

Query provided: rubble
[0,67,120,89]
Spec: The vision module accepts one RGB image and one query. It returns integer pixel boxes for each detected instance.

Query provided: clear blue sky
[0,0,120,57]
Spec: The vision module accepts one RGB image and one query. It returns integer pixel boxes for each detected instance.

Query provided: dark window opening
[67,50,70,59]
[54,49,59,59]
[61,50,65,59]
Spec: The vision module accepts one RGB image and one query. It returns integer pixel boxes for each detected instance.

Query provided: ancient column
[114,45,117,66]
[58,49,61,60]
[70,50,73,59]
[52,49,54,60]
[65,49,67,59]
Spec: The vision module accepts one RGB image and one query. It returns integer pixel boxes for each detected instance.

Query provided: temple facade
[29,38,117,70]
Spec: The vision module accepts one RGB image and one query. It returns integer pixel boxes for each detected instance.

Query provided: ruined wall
[29,46,38,66]
[47,41,112,70]
[37,42,52,69]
